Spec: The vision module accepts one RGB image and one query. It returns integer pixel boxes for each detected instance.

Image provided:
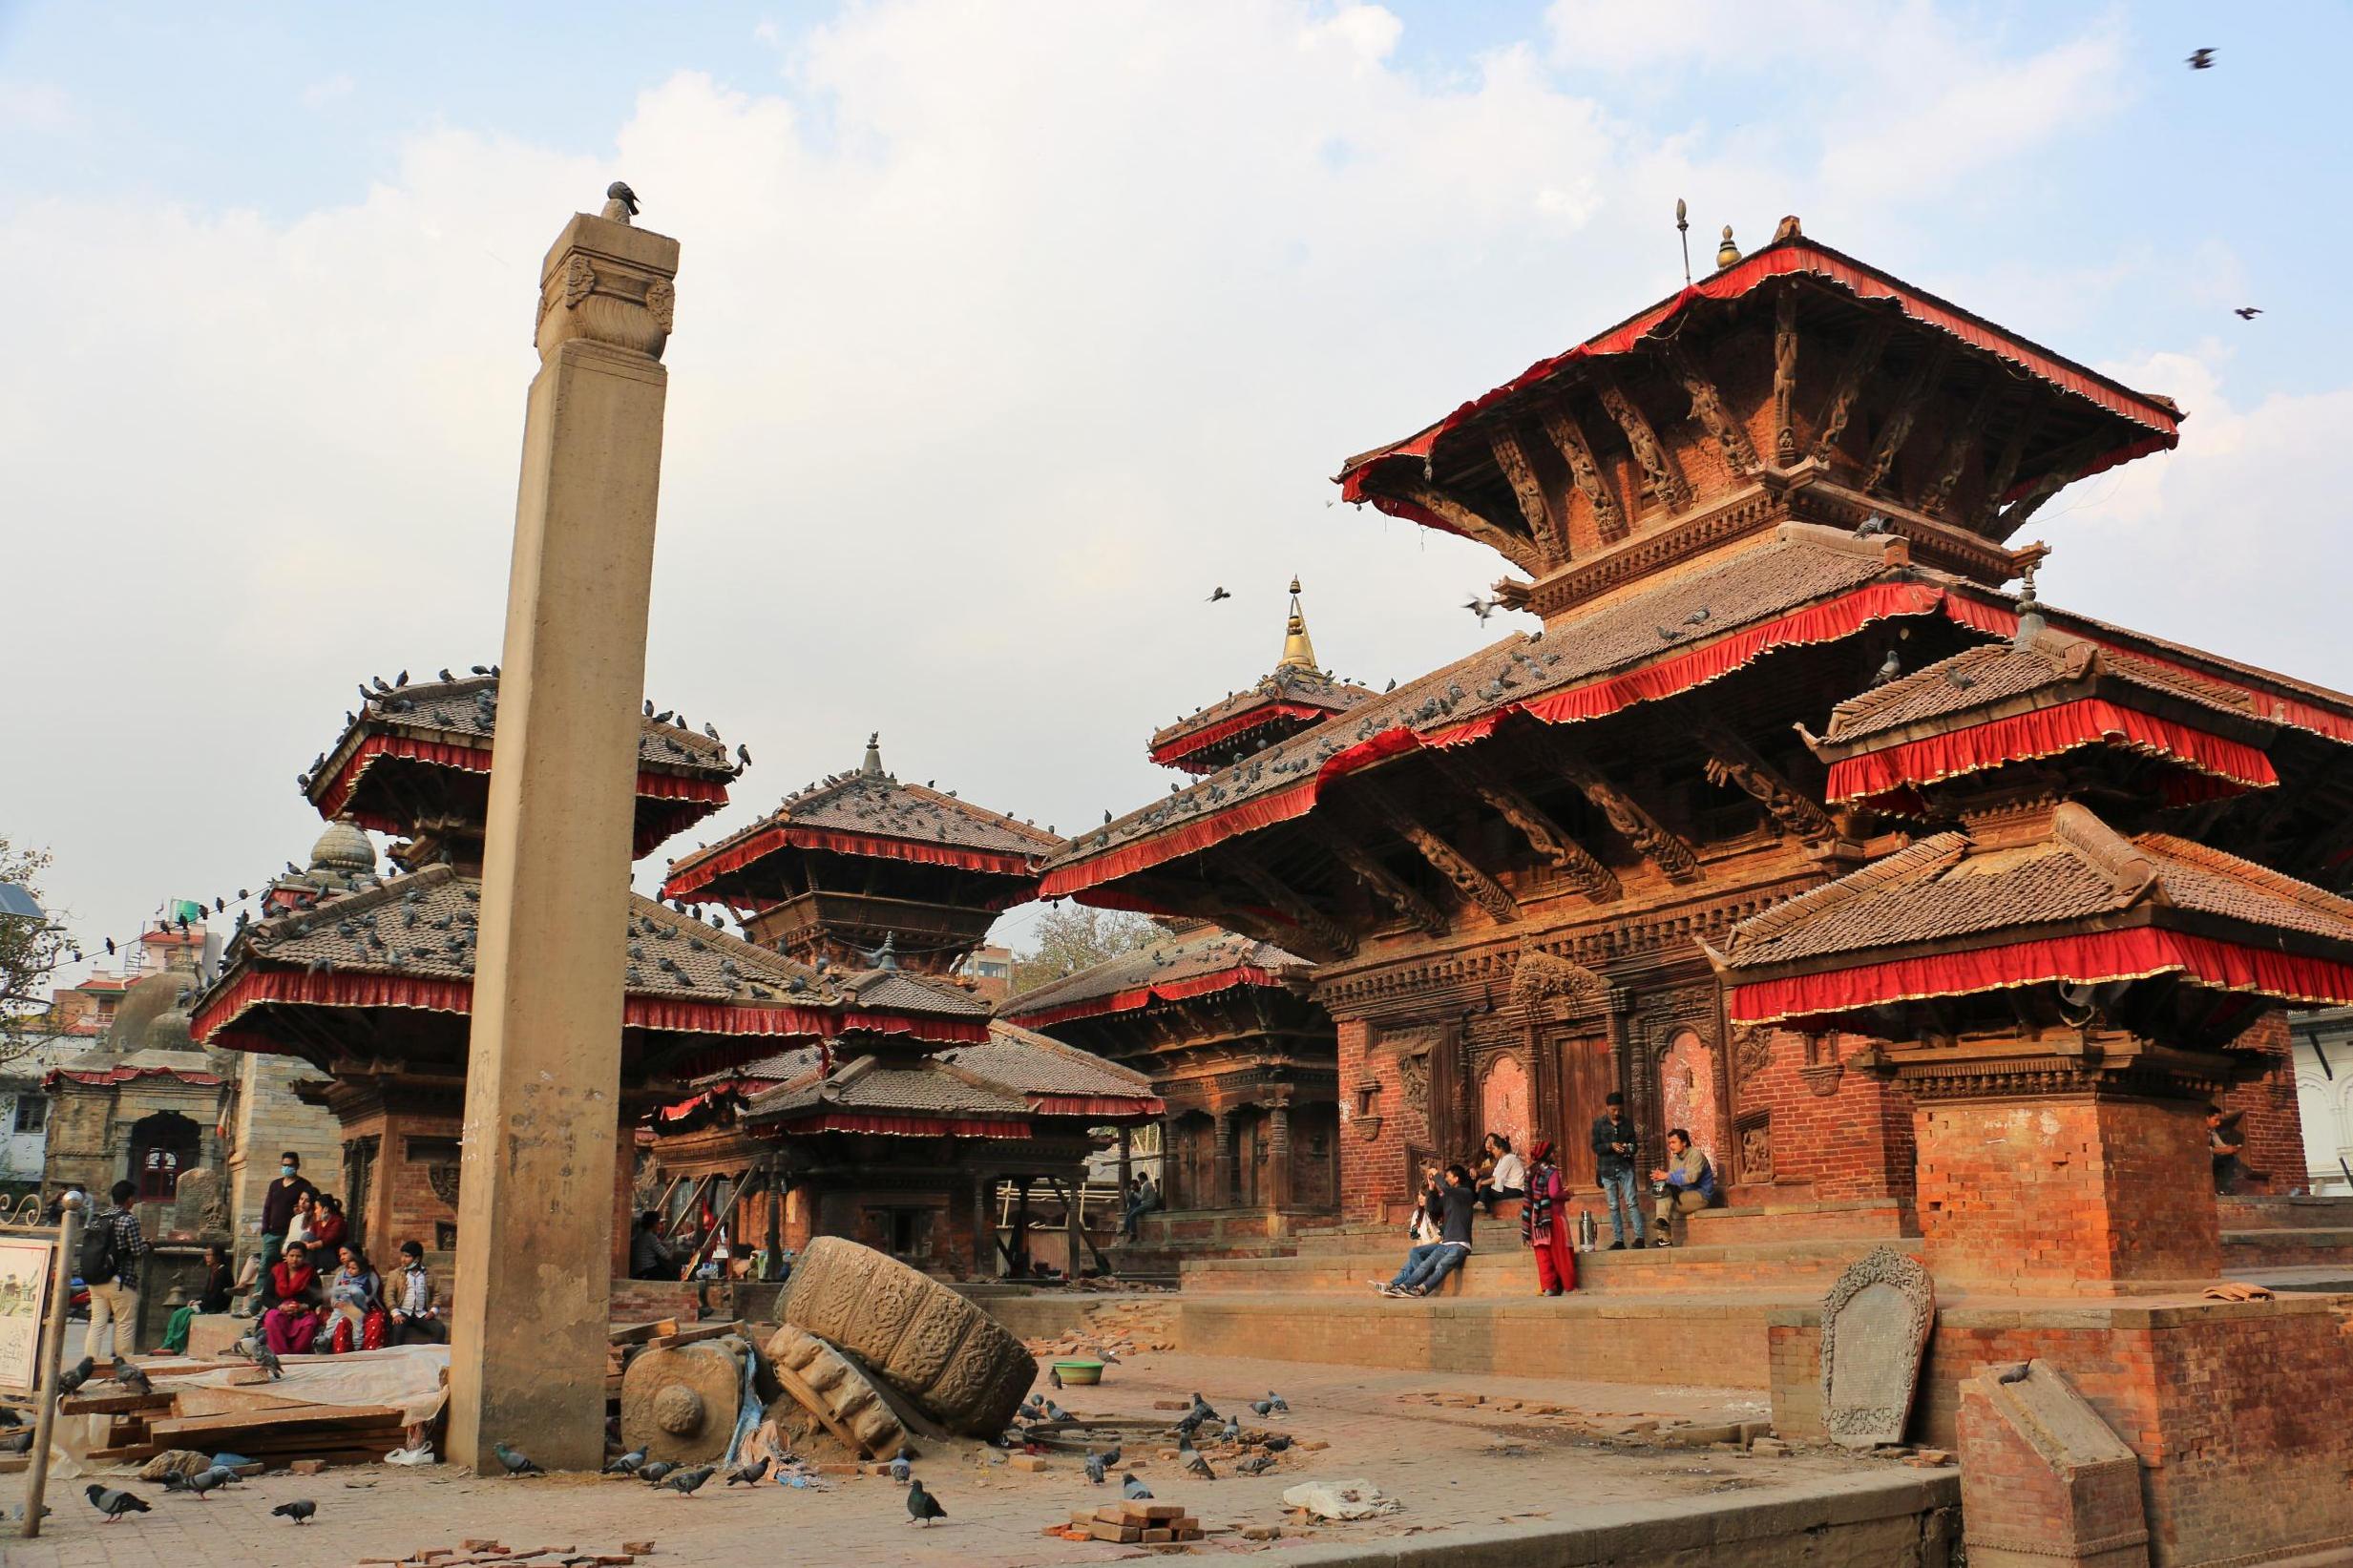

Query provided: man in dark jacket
[1378,1165,1477,1297]
[1591,1092,1645,1249]
[253,1152,318,1310]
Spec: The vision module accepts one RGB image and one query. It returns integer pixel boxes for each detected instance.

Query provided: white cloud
[0,0,2299,968]
[301,73,356,109]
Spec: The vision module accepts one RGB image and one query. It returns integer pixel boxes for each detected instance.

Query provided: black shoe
[1607,1241,1626,1251]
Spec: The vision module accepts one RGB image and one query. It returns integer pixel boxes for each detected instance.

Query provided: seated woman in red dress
[261,1243,323,1357]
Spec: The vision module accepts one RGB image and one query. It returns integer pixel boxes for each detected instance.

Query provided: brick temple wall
[224,1053,342,1247]
[2216,1012,2306,1193]
[1731,1030,1916,1203]
[1915,1095,2217,1287]
[1335,1018,1430,1222]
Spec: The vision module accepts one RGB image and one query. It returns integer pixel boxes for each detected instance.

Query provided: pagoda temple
[642,739,1162,1278]
[190,675,985,1266]
[1147,580,1376,774]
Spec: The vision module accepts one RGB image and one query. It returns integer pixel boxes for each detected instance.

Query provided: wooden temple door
[1551,1034,1613,1187]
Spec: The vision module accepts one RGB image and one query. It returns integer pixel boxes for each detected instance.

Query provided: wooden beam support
[1218,849,1358,962]
[1527,732,1703,883]
[1773,284,1800,465]
[1537,405,1628,542]
[1691,716,1834,841]
[1375,477,1545,575]
[1810,316,1895,466]
[1486,424,1569,562]
[1595,370,1691,513]
[1860,344,1949,494]
[1663,342,1759,477]
[1439,754,1622,902]
[1124,873,1314,959]
[1992,434,2108,540]
[1304,820,1448,935]
[1356,782,1519,923]
[1972,395,2040,533]
[1915,376,2001,518]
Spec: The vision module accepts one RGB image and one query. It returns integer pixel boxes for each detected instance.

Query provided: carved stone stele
[783,1236,1034,1436]
[1819,1246,1936,1449]
[534,212,680,363]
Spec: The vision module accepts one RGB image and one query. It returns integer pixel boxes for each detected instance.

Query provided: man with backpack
[83,1180,149,1358]
[1649,1129,1716,1248]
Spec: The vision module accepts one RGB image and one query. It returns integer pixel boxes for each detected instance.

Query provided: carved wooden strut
[1487,424,1569,561]
[1538,405,1628,543]
[1357,783,1520,923]
[1594,371,1691,514]
[1442,754,1622,902]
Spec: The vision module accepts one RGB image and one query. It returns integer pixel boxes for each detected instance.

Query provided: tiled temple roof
[938,1020,1159,1098]
[998,927,1308,1026]
[1148,666,1376,770]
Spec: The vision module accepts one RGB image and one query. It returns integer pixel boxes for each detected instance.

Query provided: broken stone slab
[761,1323,912,1461]
[783,1237,1034,1436]
[1819,1246,1936,1450]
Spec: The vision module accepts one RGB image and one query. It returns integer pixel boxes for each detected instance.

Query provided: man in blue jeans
[1591,1092,1645,1248]
[1376,1165,1475,1297]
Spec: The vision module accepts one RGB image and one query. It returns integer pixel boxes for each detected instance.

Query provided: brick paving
[1,1348,1929,1568]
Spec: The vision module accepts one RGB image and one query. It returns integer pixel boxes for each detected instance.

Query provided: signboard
[0,1236,56,1393]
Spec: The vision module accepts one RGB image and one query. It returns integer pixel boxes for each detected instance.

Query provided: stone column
[446,207,680,1474]
[1211,1111,1234,1210]
[1116,1127,1133,1208]
[1267,1103,1293,1212]
[972,1175,994,1280]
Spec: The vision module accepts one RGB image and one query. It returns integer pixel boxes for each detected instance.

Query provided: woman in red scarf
[261,1242,323,1357]
[1521,1139,1576,1296]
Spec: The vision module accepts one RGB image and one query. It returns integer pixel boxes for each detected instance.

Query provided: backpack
[1695,1155,1719,1203]
[78,1213,121,1286]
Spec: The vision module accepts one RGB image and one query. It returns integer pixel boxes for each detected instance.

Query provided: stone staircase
[2219,1194,2353,1279]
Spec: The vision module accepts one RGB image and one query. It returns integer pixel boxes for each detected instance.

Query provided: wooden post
[446,205,680,1474]
[971,1175,992,1280]
[1211,1111,1234,1209]
[1268,1104,1293,1212]
[19,1196,82,1539]
[1116,1126,1133,1214]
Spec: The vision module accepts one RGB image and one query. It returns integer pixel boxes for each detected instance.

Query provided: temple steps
[1180,1234,1916,1300]
[2216,1194,2353,1231]
[2221,1227,2353,1270]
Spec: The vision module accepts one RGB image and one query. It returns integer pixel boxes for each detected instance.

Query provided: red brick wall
[1915,1095,2217,1287]
[1336,1018,1430,1223]
[2218,1012,2306,1193]
[1732,1030,1916,1203]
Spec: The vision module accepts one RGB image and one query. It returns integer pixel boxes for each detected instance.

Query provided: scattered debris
[1282,1478,1402,1521]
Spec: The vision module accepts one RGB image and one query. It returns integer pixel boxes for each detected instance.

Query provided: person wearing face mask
[251,1152,319,1312]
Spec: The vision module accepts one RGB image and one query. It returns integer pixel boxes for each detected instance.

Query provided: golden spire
[1276,577,1319,672]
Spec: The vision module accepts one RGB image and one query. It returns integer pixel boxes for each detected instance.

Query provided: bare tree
[1010,904,1160,996]
[0,836,72,1063]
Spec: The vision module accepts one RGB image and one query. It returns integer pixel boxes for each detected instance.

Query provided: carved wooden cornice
[1373,475,1545,575]
[1441,754,1622,902]
[1356,782,1519,924]
[1811,316,1895,467]
[1217,849,1357,963]
[1860,345,1950,495]
[1524,483,1779,619]
[1306,820,1447,936]
[1662,341,1760,478]
[1773,286,1800,466]
[1509,947,1607,1015]
[1595,369,1691,514]
[1915,378,2001,519]
[1487,424,1568,563]
[1537,405,1628,543]
[1526,731,1703,884]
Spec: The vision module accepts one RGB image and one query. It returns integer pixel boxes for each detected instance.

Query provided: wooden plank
[85,1444,163,1463]
[150,1403,406,1440]
[59,1390,175,1415]
[607,1319,679,1347]
[642,1321,741,1350]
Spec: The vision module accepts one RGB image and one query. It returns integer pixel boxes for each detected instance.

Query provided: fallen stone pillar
[1958,1359,2148,1568]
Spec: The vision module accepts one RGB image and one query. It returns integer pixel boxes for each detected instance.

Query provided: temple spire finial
[861,732,884,777]
[1277,577,1319,672]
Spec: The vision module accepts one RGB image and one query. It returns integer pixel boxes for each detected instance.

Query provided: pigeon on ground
[1235,1453,1275,1475]
[1084,1453,1107,1484]
[273,1498,317,1524]
[1250,1399,1274,1417]
[889,1446,914,1484]
[111,1355,154,1396]
[905,1476,946,1526]
[1186,1452,1216,1480]
[1260,1435,1293,1453]
[1188,1392,1219,1423]
[0,1430,32,1454]
[234,1335,284,1380]
[85,1484,150,1522]
[1123,1474,1152,1499]
[181,1467,232,1500]
[493,1440,542,1476]
[1048,1367,1062,1390]
[1220,1415,1241,1444]
[1096,1442,1122,1467]
[639,1460,676,1486]
[604,1445,648,1475]
[725,1456,768,1487]
[1267,1390,1289,1414]
[56,1355,95,1399]
[1042,1399,1070,1422]
[665,1465,716,1495]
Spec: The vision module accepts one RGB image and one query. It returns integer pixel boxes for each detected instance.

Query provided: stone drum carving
[783,1237,1033,1436]
[1818,1246,1935,1449]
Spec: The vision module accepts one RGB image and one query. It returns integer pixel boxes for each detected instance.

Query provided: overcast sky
[5,0,2348,982]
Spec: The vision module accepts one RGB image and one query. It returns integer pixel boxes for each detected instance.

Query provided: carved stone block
[781,1237,1033,1436]
[1819,1247,1935,1449]
[620,1338,748,1465]
[763,1323,911,1460]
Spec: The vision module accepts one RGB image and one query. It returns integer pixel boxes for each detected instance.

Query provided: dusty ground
[0,1348,1929,1568]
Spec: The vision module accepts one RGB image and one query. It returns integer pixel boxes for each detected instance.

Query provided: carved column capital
[535,213,680,363]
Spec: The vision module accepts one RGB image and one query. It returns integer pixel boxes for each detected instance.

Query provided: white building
[2292,1008,2353,1195]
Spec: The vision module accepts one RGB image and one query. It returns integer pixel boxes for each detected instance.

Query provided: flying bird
[604,180,641,220]
[493,1440,542,1477]
[1464,596,1497,623]
[904,1477,947,1526]
[272,1498,318,1524]
[2187,47,2215,69]
[2235,306,2262,320]
[1207,586,1231,602]
[85,1484,151,1522]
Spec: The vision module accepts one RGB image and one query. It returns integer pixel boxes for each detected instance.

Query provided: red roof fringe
[664,823,1042,901]
[45,1064,223,1089]
[755,1113,1032,1139]
[1338,239,2181,510]
[1151,703,1339,766]
[1825,699,2278,805]
[1727,927,2353,1029]
[319,733,728,855]
[1025,1093,1167,1120]
[1003,966,1287,1027]
[1041,579,1944,899]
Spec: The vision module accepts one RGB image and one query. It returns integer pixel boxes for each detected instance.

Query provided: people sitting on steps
[1649,1128,1717,1247]
[1377,1163,1476,1297]
[1474,1132,1526,1215]
[1592,1092,1645,1249]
